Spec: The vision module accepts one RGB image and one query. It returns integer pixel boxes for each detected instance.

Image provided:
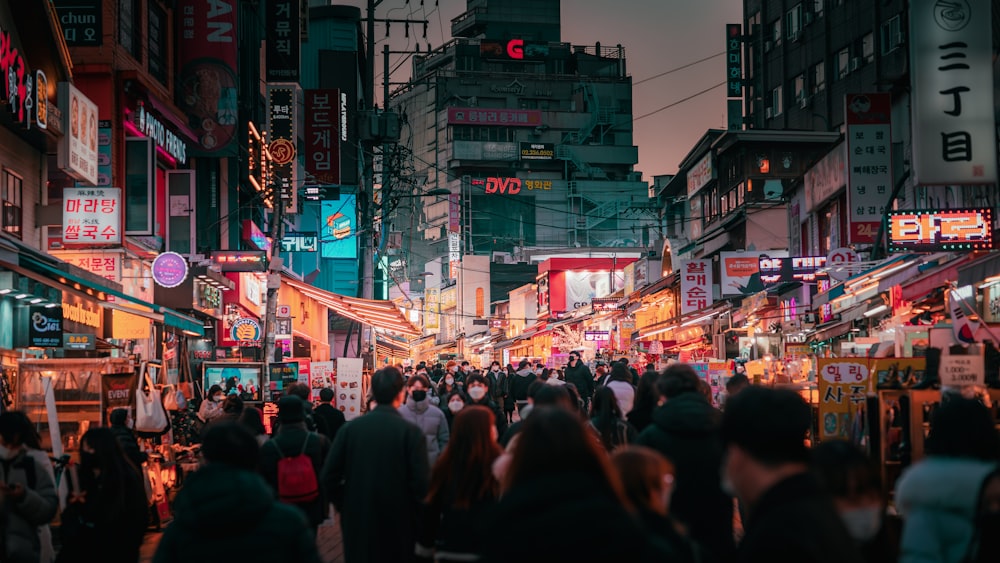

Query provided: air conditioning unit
[788,31,800,42]
[894,32,905,45]
[849,57,860,71]
[492,252,513,264]
[798,95,809,109]
[764,40,773,52]
[765,107,774,119]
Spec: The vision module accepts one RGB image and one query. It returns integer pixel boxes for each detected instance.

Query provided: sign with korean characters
[680,260,713,314]
[940,354,985,386]
[62,188,121,244]
[889,208,993,252]
[266,0,300,82]
[817,358,871,441]
[845,93,892,244]
[58,83,98,185]
[304,89,341,191]
[910,0,997,185]
[725,24,742,98]
[336,357,364,421]
[268,85,298,214]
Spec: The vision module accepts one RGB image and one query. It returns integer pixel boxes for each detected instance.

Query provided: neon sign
[506,39,524,59]
[889,208,994,251]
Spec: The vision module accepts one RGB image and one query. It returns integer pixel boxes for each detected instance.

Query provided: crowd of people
[2,356,1000,562]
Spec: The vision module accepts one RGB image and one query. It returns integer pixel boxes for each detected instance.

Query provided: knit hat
[277,395,306,423]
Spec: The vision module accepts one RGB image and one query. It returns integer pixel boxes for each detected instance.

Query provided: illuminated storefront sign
[280,233,318,253]
[591,297,621,313]
[447,107,542,127]
[0,26,32,128]
[241,220,270,252]
[212,250,267,272]
[759,256,829,285]
[479,39,550,61]
[889,208,993,251]
[519,142,554,160]
[63,188,121,244]
[136,104,187,164]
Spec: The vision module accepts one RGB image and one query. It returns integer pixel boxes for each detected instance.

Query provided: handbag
[135,362,168,433]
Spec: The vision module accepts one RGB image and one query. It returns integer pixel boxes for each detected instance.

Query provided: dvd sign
[480,177,522,194]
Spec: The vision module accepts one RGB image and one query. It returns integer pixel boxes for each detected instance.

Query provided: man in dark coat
[321,367,429,563]
[313,387,346,443]
[153,423,321,563]
[564,352,595,410]
[722,387,864,563]
[108,408,147,471]
[636,364,734,563]
[509,359,537,415]
[259,395,331,531]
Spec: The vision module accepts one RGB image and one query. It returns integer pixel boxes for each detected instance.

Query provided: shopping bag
[135,363,168,433]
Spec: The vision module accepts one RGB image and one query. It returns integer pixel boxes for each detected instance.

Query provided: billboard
[318,51,357,185]
[321,195,358,259]
[266,0,300,82]
[304,89,341,190]
[758,256,828,286]
[845,93,892,244]
[447,107,542,127]
[176,0,238,154]
[519,142,554,160]
[58,83,99,185]
[680,259,713,314]
[719,250,788,296]
[889,208,993,252]
[63,188,121,245]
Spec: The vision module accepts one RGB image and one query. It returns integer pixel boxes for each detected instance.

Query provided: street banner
[336,358,364,421]
[817,358,870,441]
[845,93,892,244]
[680,259,713,314]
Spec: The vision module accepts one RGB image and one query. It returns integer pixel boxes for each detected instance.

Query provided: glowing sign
[759,256,829,285]
[471,177,539,194]
[507,39,524,59]
[889,208,993,251]
[212,250,267,272]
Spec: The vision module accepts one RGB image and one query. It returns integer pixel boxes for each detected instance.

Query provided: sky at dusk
[336,0,743,181]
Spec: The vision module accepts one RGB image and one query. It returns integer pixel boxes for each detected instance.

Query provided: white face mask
[213,395,225,402]
[0,444,20,460]
[445,376,455,385]
[840,506,882,542]
[450,366,459,374]
[448,400,465,413]
[468,386,487,401]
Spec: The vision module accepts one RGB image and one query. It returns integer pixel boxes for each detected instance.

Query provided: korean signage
[939,354,985,386]
[320,195,357,259]
[0,26,32,129]
[520,142,554,160]
[686,153,714,198]
[304,89,341,189]
[53,251,120,283]
[268,85,298,214]
[53,0,102,46]
[266,0,300,82]
[35,71,47,130]
[725,24,742,98]
[136,105,187,164]
[424,288,439,330]
[63,188,121,244]
[537,272,550,316]
[758,256,828,285]
[584,330,610,342]
[58,83,99,185]
[95,122,112,186]
[152,252,189,288]
[28,306,63,348]
[212,250,267,272]
[984,283,1000,323]
[230,318,262,346]
[454,141,518,161]
[480,39,549,61]
[448,232,461,279]
[591,297,622,313]
[817,358,870,441]
[888,208,993,252]
[336,358,364,420]
[241,220,270,252]
[680,259,713,314]
[280,233,318,253]
[804,143,846,213]
[845,93,892,244]
[447,107,542,127]
[910,0,996,185]
[719,251,788,296]
[448,194,461,233]
[64,333,95,351]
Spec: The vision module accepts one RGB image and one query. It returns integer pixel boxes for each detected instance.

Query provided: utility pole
[263,184,284,368]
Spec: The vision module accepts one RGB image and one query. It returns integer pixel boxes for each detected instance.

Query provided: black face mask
[411,390,427,402]
[79,451,99,469]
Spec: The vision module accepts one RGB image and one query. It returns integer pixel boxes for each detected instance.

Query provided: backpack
[271,434,319,504]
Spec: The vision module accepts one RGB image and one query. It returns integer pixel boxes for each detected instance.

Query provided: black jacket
[736,473,864,563]
[418,484,497,560]
[314,403,346,443]
[259,423,331,527]
[636,392,733,563]
[109,423,147,469]
[636,509,701,563]
[153,464,321,563]
[508,369,536,402]
[469,397,508,439]
[564,362,595,399]
[57,463,148,563]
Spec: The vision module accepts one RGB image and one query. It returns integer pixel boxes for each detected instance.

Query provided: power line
[632,52,725,86]
[631,81,727,123]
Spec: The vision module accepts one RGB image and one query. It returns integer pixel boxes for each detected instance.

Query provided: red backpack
[271,434,319,503]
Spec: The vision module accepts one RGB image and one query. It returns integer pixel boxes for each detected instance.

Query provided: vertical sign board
[725,24,742,98]
[680,260,713,315]
[318,51,357,185]
[52,0,103,46]
[58,83,99,186]
[424,288,440,330]
[845,93,892,244]
[910,0,997,185]
[266,0,300,82]
[28,306,63,348]
[817,358,870,441]
[303,89,341,197]
[336,357,364,420]
[267,85,298,214]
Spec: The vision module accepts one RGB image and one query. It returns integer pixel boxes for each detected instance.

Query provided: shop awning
[282,276,420,337]
[903,254,975,301]
[18,254,205,336]
[958,252,1000,288]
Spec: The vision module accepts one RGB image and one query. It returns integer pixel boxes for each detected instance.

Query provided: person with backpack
[588,386,635,452]
[0,411,59,563]
[259,396,330,533]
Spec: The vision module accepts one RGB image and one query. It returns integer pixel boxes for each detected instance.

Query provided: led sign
[759,256,829,285]
[591,297,622,313]
[889,208,994,251]
[212,250,267,272]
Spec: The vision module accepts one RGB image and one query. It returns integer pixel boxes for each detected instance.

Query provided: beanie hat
[277,395,306,423]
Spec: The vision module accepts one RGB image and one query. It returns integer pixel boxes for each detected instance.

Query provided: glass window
[771,86,783,116]
[813,61,826,93]
[794,74,805,103]
[118,0,142,62]
[148,3,168,85]
[881,16,902,55]
[862,33,874,62]
[125,138,153,234]
[814,0,824,17]
[786,5,802,39]
[838,48,850,79]
[772,19,782,45]
[2,170,22,239]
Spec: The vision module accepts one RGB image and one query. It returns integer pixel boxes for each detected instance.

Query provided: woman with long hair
[628,369,660,433]
[238,406,269,446]
[56,428,148,563]
[589,386,636,452]
[605,363,637,417]
[417,405,502,561]
[480,407,661,562]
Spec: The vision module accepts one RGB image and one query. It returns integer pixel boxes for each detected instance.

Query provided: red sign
[0,27,30,127]
[304,89,341,186]
[889,208,994,251]
[474,177,523,194]
[447,107,542,127]
[507,39,524,59]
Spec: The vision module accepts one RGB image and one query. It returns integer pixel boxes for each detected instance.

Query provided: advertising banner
[63,188,121,245]
[310,361,334,401]
[817,358,871,441]
[424,288,439,330]
[58,83,98,185]
[519,142,554,160]
[758,256,827,286]
[687,153,714,199]
[720,250,788,296]
[320,195,357,259]
[910,0,996,185]
[266,0,300,82]
[266,361,299,401]
[53,251,121,283]
[304,89,341,190]
[151,252,189,288]
[680,259,713,314]
[889,208,993,252]
[447,107,542,127]
[175,0,237,154]
[536,272,550,316]
[565,271,617,311]
[725,24,742,98]
[336,357,364,420]
[280,233,319,253]
[845,93,892,244]
[102,372,138,427]
[28,305,63,348]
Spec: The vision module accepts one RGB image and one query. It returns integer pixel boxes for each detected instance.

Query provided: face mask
[410,390,427,402]
[840,506,882,542]
[0,444,20,460]
[450,366,459,373]
[213,395,224,402]
[445,376,455,385]
[469,386,487,400]
[448,400,465,413]
[79,451,99,469]
[491,366,499,372]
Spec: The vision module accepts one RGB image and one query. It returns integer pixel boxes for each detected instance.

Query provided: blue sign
[321,195,357,259]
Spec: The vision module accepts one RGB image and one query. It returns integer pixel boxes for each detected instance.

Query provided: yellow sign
[440,287,457,310]
[817,358,871,441]
[424,288,439,330]
[63,300,101,328]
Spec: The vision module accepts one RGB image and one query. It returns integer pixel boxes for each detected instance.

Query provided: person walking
[564,352,595,411]
[509,360,537,416]
[313,387,346,443]
[238,406,269,446]
[465,374,508,440]
[628,369,660,433]
[107,407,147,472]
[605,363,637,418]
[0,412,59,563]
[442,389,471,430]
[153,423,321,563]
[589,386,635,451]
[321,367,430,563]
[485,361,505,405]
[500,366,516,424]
[721,386,863,563]
[259,396,331,533]
[399,374,450,467]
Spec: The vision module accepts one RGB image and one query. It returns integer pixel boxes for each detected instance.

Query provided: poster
[101,372,138,426]
[719,250,788,295]
[202,363,262,401]
[310,361,334,400]
[267,361,299,402]
[817,358,871,441]
[57,82,99,185]
[320,195,358,259]
[336,357,363,420]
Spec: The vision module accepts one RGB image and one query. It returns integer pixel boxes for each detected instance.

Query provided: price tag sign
[939,355,985,386]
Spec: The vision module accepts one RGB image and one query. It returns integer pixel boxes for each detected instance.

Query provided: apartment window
[793,74,805,103]
[786,4,802,40]
[881,15,903,55]
[861,33,875,64]
[837,48,850,79]
[813,0,824,17]
[119,0,142,62]
[813,61,826,93]
[2,170,22,239]
[125,138,154,234]
[772,19,782,46]
[771,86,783,116]
[148,2,168,84]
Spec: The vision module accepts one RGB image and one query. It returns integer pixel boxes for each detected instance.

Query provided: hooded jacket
[509,368,536,402]
[896,456,999,563]
[0,448,58,563]
[636,392,734,563]
[152,463,321,563]
[564,361,595,399]
[399,398,450,467]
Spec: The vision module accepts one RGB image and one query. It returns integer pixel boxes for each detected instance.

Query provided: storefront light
[13,293,29,299]
[863,304,888,317]
[0,288,10,295]
[44,303,60,309]
[28,298,44,304]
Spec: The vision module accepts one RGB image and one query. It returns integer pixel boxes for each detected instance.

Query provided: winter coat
[509,369,536,403]
[0,448,59,563]
[565,362,595,400]
[606,379,636,417]
[313,403,346,443]
[478,472,668,563]
[259,423,331,527]
[418,483,497,561]
[895,456,999,563]
[636,391,733,563]
[321,405,430,563]
[110,422,147,469]
[588,416,636,451]
[152,464,321,563]
[499,370,516,411]
[736,473,863,563]
[399,398,450,467]
[636,508,701,563]
[486,369,505,403]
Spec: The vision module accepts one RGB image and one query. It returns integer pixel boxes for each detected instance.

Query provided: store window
[119,0,143,62]
[813,61,826,93]
[2,170,22,239]
[125,138,154,234]
[148,2,168,85]
[881,16,902,55]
